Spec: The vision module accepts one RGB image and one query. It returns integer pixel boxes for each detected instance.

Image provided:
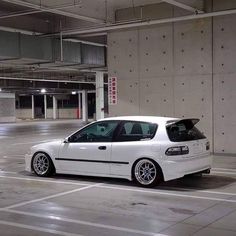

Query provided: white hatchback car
[25,116,212,187]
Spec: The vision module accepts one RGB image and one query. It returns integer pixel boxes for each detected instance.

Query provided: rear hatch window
[166,119,206,142]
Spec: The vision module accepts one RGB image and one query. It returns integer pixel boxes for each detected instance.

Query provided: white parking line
[1,183,102,210]
[0,175,89,186]
[211,171,236,176]
[1,209,166,236]
[0,171,18,174]
[159,186,236,196]
[1,174,236,202]
[213,168,236,172]
[0,220,83,236]
[98,185,236,203]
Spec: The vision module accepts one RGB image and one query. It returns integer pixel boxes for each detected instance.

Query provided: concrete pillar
[53,96,57,119]
[95,72,104,120]
[31,95,34,119]
[78,92,82,119]
[81,90,88,122]
[44,94,47,119]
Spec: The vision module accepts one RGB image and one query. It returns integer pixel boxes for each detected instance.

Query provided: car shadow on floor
[21,171,236,191]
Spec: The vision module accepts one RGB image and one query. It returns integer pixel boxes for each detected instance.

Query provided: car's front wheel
[133,159,162,187]
[32,152,55,177]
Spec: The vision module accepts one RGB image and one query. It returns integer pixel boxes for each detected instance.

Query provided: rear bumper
[162,154,212,181]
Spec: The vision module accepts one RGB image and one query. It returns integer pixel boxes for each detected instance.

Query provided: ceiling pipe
[1,0,105,23]
[44,8,236,37]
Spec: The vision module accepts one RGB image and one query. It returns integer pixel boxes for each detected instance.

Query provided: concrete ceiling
[0,0,205,93]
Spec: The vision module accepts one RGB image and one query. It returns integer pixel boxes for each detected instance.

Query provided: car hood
[31,139,63,152]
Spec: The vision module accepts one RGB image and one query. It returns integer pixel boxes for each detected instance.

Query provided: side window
[69,121,119,142]
[116,121,157,142]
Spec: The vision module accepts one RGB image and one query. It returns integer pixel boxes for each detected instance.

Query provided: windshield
[166,119,206,142]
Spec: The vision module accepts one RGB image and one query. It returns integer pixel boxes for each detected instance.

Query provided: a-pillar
[95,72,104,120]
[81,90,88,122]
[31,95,34,119]
[53,96,57,119]
[44,94,47,119]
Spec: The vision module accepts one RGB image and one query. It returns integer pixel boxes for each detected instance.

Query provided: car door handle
[98,146,107,150]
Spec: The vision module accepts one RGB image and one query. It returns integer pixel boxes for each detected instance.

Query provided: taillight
[165,146,189,156]
[206,141,210,150]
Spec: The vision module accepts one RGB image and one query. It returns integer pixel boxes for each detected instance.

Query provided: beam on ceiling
[0,76,96,84]
[161,0,204,14]
[0,26,40,35]
[0,1,83,19]
[1,0,105,23]
[45,8,236,36]
[64,38,107,47]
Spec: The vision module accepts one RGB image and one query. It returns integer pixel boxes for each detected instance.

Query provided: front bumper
[25,153,33,172]
[162,154,213,181]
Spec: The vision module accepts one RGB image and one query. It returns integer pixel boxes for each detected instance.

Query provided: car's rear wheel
[133,159,162,187]
[32,152,54,177]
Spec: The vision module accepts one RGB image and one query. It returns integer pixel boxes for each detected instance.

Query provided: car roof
[98,116,180,124]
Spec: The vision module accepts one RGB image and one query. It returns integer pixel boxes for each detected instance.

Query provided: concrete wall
[0,93,16,123]
[16,109,32,119]
[16,108,78,119]
[107,0,236,154]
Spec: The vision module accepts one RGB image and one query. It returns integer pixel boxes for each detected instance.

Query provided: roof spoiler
[166,118,200,129]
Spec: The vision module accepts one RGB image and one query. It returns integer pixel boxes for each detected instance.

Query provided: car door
[111,121,158,177]
[58,120,119,175]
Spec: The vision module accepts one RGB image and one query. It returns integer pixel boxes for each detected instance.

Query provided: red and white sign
[108,77,117,105]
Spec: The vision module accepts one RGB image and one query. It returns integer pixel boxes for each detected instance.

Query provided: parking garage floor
[0,120,236,236]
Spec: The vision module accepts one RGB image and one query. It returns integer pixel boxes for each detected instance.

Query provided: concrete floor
[0,120,236,236]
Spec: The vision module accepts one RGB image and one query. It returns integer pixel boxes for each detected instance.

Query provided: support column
[31,95,34,119]
[53,96,57,120]
[78,92,82,119]
[44,94,47,119]
[96,71,104,120]
[81,90,88,122]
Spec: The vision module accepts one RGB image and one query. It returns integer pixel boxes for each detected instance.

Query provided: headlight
[165,145,189,156]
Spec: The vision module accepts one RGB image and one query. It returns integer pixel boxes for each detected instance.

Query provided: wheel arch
[31,151,56,173]
[131,157,164,181]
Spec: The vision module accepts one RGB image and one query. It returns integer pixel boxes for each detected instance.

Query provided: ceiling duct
[0,30,105,71]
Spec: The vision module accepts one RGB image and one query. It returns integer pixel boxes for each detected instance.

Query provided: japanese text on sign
[108,77,117,105]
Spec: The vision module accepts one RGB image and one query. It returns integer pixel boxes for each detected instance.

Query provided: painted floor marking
[97,185,236,203]
[213,168,236,172]
[2,209,166,236]
[211,171,236,176]
[1,174,236,200]
[0,171,18,174]
[1,183,102,210]
[0,175,90,186]
[159,186,236,196]
[0,220,83,236]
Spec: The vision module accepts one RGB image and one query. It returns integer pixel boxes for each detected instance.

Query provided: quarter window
[115,121,157,142]
[69,121,119,142]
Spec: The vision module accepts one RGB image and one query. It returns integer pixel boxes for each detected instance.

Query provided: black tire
[32,152,55,177]
[133,159,163,187]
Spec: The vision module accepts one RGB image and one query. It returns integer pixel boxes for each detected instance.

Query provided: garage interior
[0,0,236,235]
